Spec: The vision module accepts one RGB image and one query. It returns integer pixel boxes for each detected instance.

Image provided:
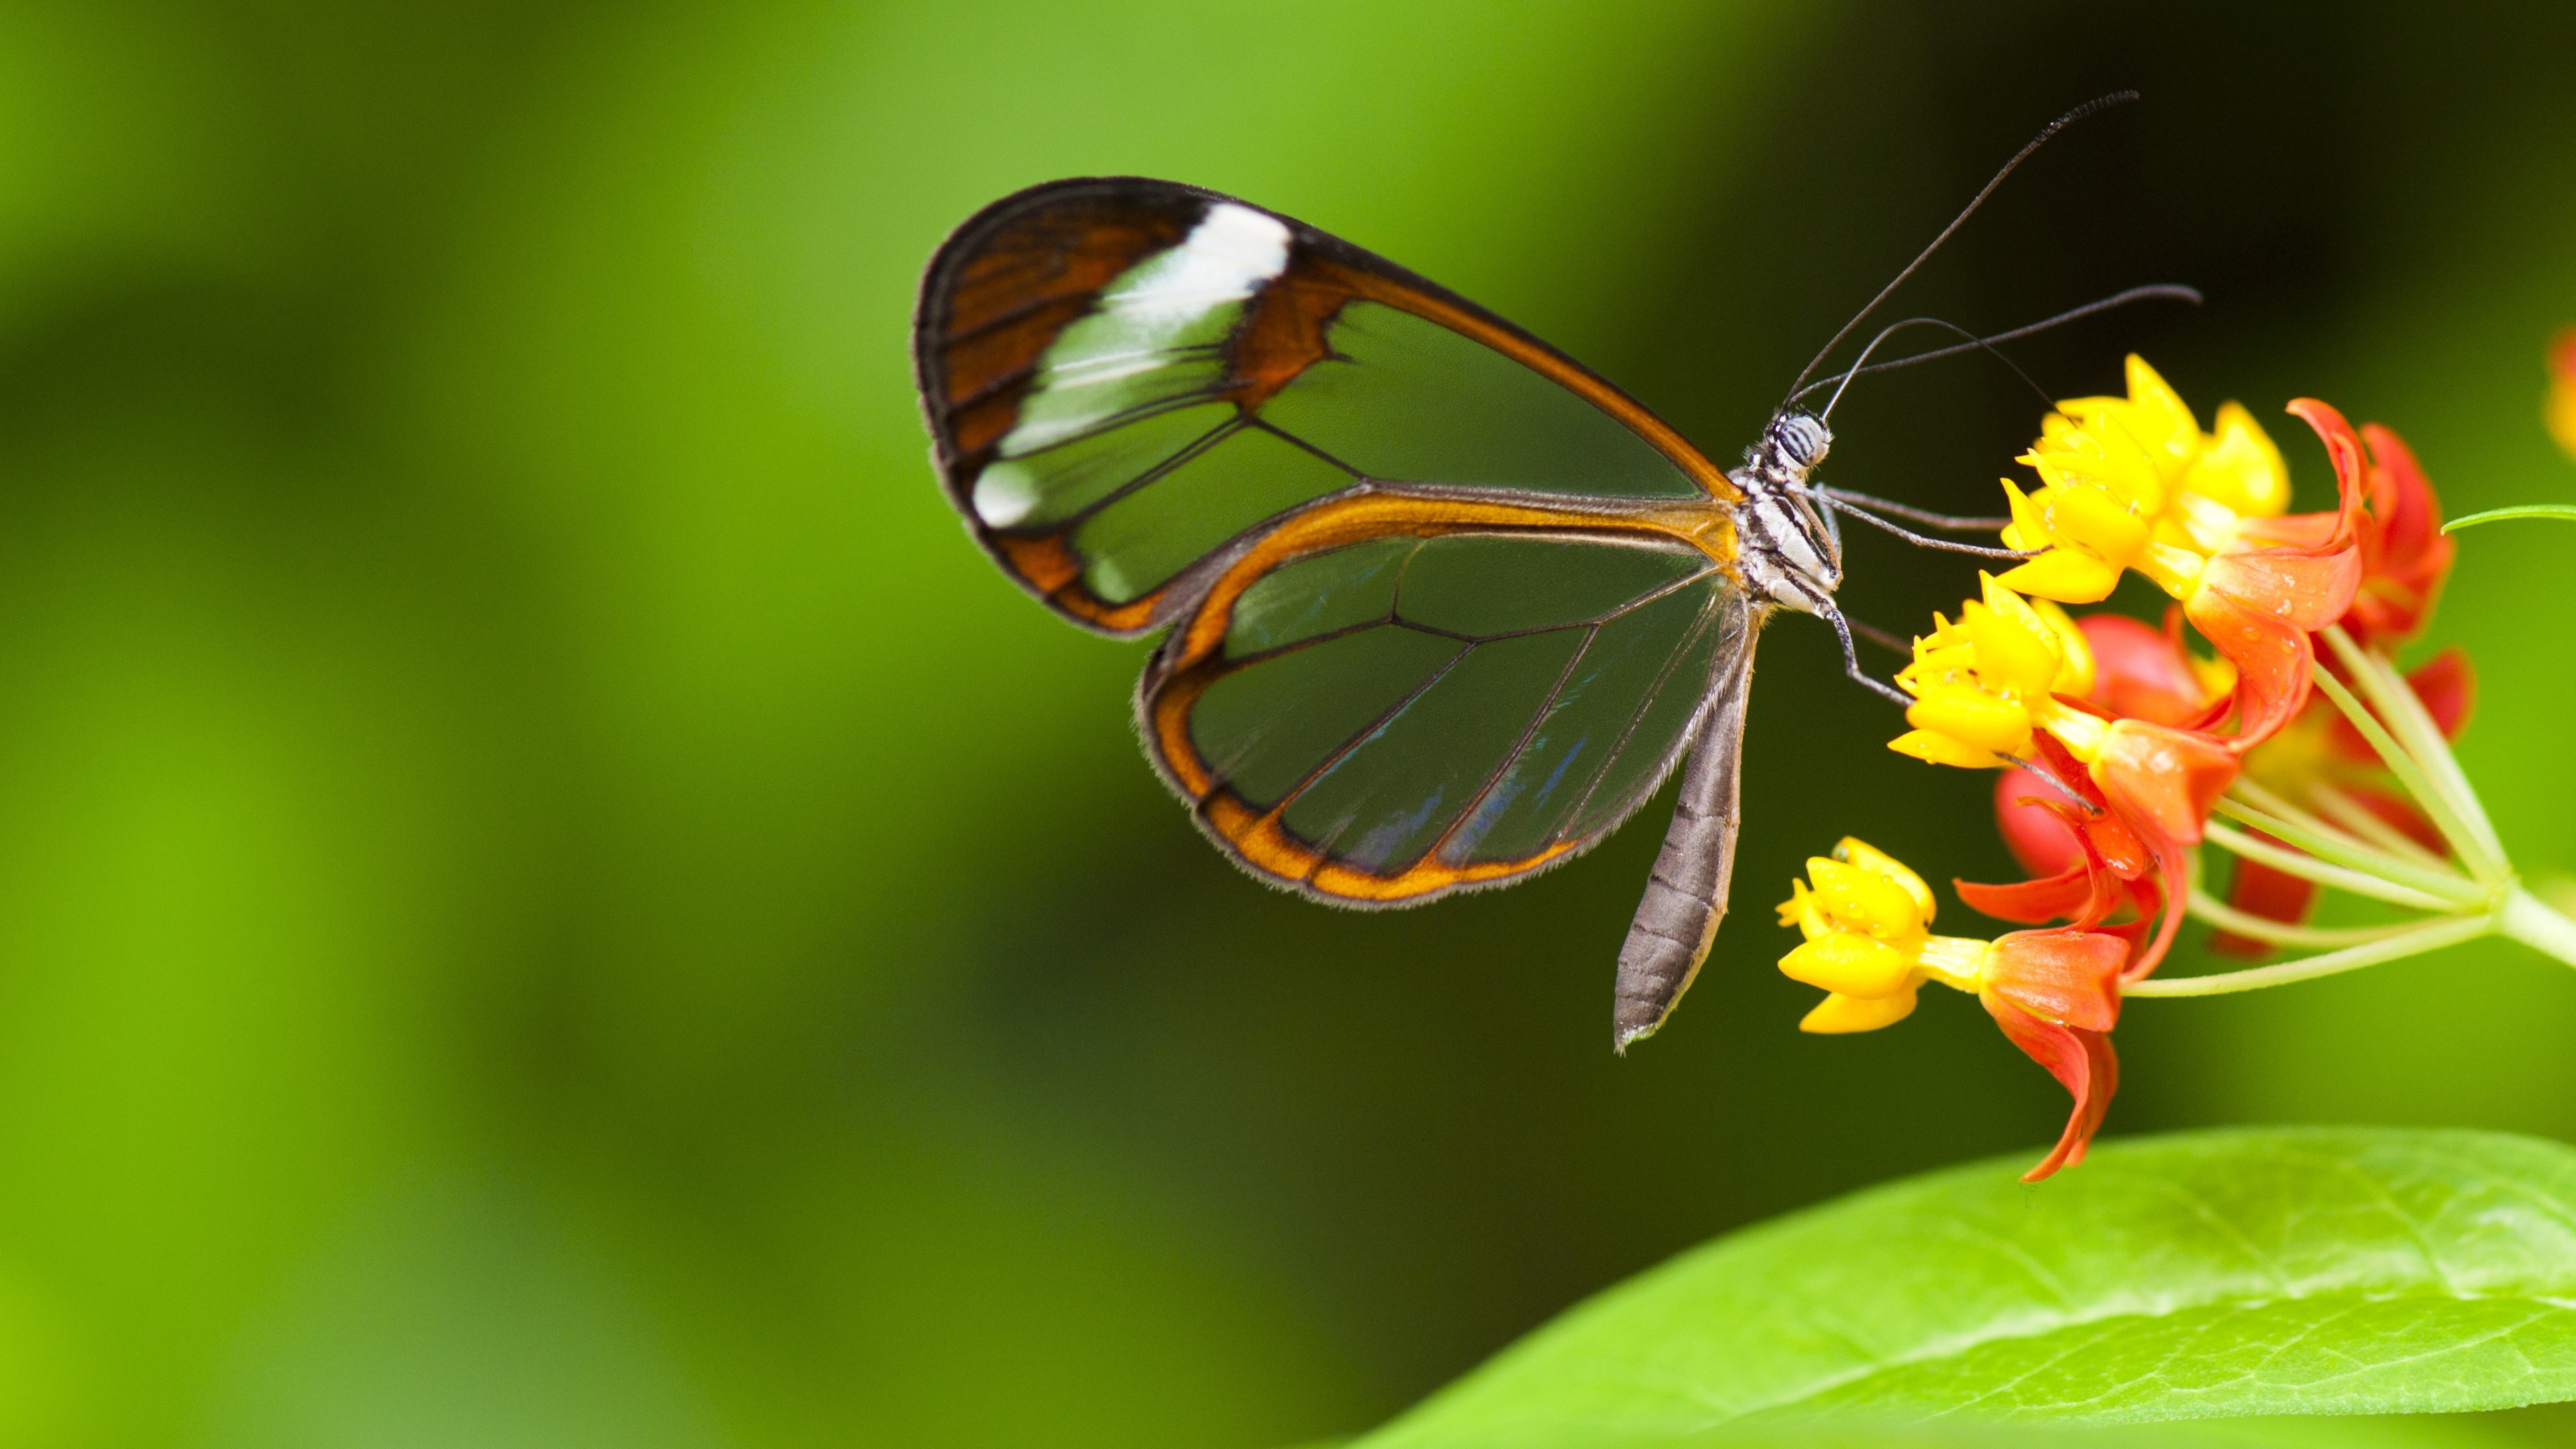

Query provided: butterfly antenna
[1816,315,2051,421]
[1782,91,2140,407]
[1793,284,2203,409]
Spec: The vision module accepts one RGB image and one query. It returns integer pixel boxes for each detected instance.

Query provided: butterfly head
[1765,410,1832,472]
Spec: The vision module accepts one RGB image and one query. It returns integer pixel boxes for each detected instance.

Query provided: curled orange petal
[1957,862,2093,925]
[1984,1000,2119,1182]
[2341,423,2453,648]
[2171,400,2369,753]
[1992,766,2082,878]
[2284,397,2371,552]
[2181,578,2322,750]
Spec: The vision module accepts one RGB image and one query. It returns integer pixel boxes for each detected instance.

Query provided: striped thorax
[1731,410,1843,616]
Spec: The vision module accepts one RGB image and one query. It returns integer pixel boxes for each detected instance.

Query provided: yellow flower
[1770,838,2139,1182]
[1775,839,1985,1032]
[1995,356,2289,604]
[1888,574,2094,769]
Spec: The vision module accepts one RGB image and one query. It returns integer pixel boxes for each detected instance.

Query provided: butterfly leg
[1820,602,1913,708]
[1819,494,2033,559]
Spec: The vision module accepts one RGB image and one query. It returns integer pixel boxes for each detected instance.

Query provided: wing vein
[1004,415,1246,535]
[1421,621,1601,867]
[1556,588,1725,835]
[1259,642,1477,841]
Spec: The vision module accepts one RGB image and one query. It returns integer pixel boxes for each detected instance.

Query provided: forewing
[913,177,1738,634]
[1142,521,1756,906]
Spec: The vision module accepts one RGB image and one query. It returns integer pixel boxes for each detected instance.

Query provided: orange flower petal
[2285,398,2371,551]
[2328,423,2454,648]
[1983,1000,2119,1182]
[2181,582,2318,751]
[2086,720,2239,846]
[1985,930,2127,1032]
[2078,612,2216,726]
[1957,863,2093,925]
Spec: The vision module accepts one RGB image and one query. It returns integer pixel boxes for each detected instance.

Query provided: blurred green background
[4,1,2576,1444]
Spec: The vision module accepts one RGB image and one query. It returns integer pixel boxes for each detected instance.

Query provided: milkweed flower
[1985,612,2224,941]
[2072,610,2233,728]
[1886,570,2239,983]
[2169,419,2463,953]
[1994,364,2366,755]
[1992,356,2290,604]
[2340,424,2454,648]
[1777,841,2129,1180]
[1890,574,2236,851]
[1887,574,2093,769]
[1788,354,2576,1182]
[1975,734,2159,947]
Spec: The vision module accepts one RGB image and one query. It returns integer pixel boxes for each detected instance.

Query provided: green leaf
[1307,1415,2530,1449]
[2442,503,2576,533]
[1595,1417,2529,1448]
[1354,1129,2576,1446]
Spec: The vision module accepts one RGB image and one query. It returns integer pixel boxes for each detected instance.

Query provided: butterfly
[910,99,2181,1049]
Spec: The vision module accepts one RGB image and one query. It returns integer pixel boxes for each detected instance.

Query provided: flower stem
[2305,782,2449,867]
[2124,912,2498,997]
[2206,795,2478,902]
[2202,820,2478,911]
[2318,627,2507,877]
[2500,888,2576,969]
[2443,503,2576,533]
[2184,888,2436,949]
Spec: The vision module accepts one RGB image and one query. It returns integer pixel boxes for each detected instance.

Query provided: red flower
[1978,738,2153,935]
[2338,424,2454,649]
[1980,928,2128,1180]
[2175,399,2368,754]
[1985,1012,2117,1181]
[2076,611,2228,729]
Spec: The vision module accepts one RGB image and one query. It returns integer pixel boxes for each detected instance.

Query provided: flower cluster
[1774,356,2576,1181]
[1779,841,2124,1177]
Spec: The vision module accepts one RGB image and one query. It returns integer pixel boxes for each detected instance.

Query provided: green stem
[2183,887,2436,949]
[2305,782,2448,867]
[2500,888,2576,968]
[2443,503,2576,533]
[2306,655,2501,882]
[2226,775,2359,847]
[2202,820,2479,912]
[2320,627,2506,876]
[2206,796,2477,902]
[2124,913,2497,997]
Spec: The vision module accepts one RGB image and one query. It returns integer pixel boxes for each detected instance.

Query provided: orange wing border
[1135,488,1745,908]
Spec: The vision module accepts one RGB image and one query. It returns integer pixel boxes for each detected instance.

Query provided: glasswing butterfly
[911,97,2186,1048]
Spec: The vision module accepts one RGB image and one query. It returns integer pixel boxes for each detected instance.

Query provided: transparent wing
[1142,522,1757,906]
